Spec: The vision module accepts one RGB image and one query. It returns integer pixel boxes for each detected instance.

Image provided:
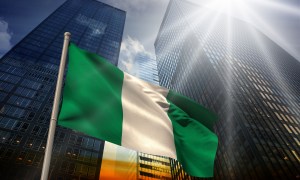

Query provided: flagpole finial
[64,32,71,40]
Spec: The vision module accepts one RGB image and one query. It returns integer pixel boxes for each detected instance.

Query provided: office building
[0,0,125,179]
[134,54,160,85]
[155,0,300,179]
[138,152,172,180]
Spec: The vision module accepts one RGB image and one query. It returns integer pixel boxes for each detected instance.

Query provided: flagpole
[41,32,71,180]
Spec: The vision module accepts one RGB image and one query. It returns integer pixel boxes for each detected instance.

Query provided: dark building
[155,0,300,179]
[0,0,125,179]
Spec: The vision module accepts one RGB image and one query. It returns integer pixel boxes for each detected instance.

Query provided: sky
[0,0,299,68]
[191,0,300,61]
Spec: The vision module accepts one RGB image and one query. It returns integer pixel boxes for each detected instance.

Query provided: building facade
[155,0,300,179]
[138,152,171,180]
[0,0,125,179]
[134,54,160,86]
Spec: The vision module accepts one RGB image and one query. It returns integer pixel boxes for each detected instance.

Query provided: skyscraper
[134,54,160,85]
[155,0,300,179]
[0,0,125,179]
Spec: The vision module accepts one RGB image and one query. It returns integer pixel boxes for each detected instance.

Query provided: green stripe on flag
[167,91,218,177]
[58,43,124,145]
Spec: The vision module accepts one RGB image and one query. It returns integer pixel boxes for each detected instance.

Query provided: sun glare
[166,0,300,121]
[202,0,240,14]
[184,0,300,60]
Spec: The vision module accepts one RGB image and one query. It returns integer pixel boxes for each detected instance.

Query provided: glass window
[38,127,48,137]
[20,123,29,132]
[31,126,40,135]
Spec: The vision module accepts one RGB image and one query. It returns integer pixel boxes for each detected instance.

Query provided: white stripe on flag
[121,73,177,159]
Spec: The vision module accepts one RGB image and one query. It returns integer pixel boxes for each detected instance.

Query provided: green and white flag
[58,43,218,177]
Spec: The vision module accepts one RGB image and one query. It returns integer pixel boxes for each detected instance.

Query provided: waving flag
[58,43,218,177]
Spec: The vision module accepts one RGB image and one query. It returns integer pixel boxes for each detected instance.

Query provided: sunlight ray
[251,0,300,16]
[234,0,296,91]
[238,4,299,108]
[236,0,299,60]
[173,10,223,90]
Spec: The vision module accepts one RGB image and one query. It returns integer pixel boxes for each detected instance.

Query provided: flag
[58,43,218,177]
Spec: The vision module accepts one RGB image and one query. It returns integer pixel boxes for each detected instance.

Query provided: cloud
[0,19,13,57]
[118,36,153,75]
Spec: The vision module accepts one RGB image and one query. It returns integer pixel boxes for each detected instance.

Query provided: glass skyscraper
[0,0,125,179]
[155,0,300,179]
[134,54,160,86]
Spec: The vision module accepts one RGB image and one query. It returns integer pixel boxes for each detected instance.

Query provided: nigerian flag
[58,43,218,177]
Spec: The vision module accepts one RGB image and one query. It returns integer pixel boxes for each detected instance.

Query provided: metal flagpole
[41,32,71,180]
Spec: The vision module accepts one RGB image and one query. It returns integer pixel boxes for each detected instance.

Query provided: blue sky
[0,0,64,56]
[0,0,299,70]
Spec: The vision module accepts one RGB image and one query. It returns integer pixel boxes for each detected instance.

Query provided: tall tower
[134,54,160,85]
[155,0,300,179]
[0,0,126,179]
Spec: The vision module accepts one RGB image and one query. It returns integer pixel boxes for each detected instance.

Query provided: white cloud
[118,36,153,75]
[0,19,13,57]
